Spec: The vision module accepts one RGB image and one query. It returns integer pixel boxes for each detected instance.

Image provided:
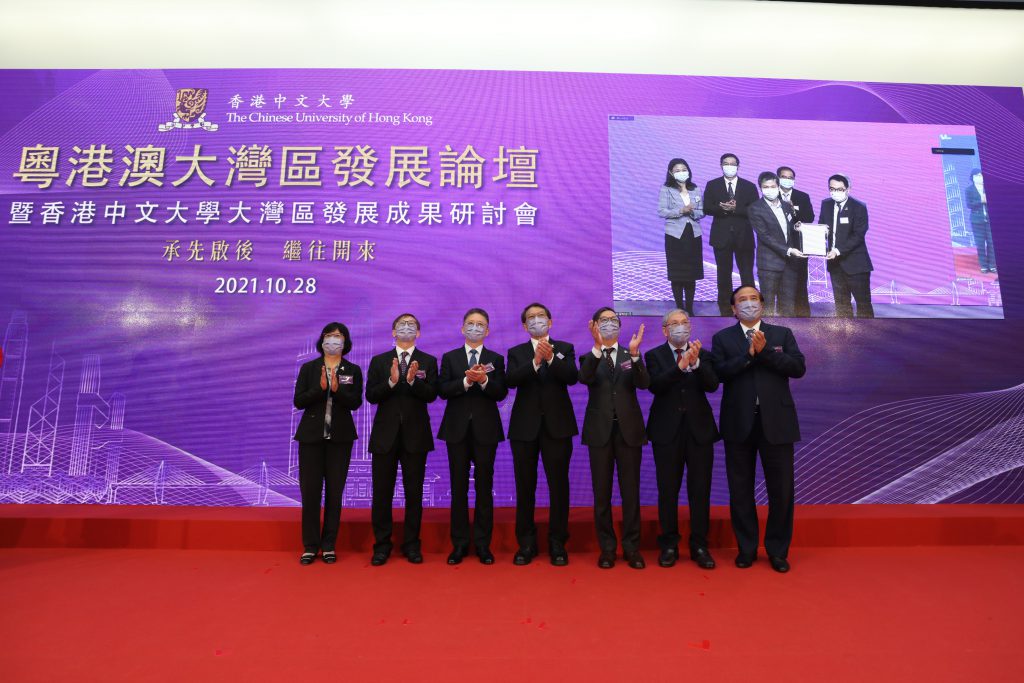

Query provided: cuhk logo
[159,88,219,132]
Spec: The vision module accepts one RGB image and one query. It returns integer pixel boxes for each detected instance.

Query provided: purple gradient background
[1,69,1024,508]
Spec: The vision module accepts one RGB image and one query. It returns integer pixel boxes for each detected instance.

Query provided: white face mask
[830,190,848,203]
[779,178,795,189]
[722,165,738,178]
[672,171,690,183]
[762,187,780,201]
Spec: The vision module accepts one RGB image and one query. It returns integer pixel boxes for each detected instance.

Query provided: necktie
[727,181,735,200]
[603,347,615,371]
[746,329,755,346]
[675,347,684,365]
[399,351,409,380]
[468,348,477,368]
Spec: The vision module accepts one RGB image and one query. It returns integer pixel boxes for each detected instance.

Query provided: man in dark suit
[820,174,874,318]
[710,286,806,573]
[437,308,508,565]
[506,302,579,566]
[703,153,759,316]
[778,166,814,317]
[644,309,720,569]
[579,307,650,569]
[749,171,806,318]
[365,313,439,565]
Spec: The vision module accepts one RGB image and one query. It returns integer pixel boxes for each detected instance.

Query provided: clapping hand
[628,323,645,356]
[390,358,400,384]
[320,365,329,391]
[406,360,420,384]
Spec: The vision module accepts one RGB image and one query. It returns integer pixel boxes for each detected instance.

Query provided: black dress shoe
[513,548,536,566]
[299,551,317,566]
[769,556,791,573]
[597,551,616,569]
[447,548,467,565]
[734,554,756,569]
[624,550,646,569]
[550,548,569,566]
[370,551,389,566]
[476,548,495,565]
[321,550,337,565]
[658,547,678,568]
[404,550,424,564]
[691,548,716,569]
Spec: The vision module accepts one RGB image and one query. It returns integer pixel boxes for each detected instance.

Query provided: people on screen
[777,166,814,317]
[292,322,363,566]
[965,168,996,275]
[644,309,720,569]
[710,285,806,573]
[703,153,758,317]
[749,171,804,318]
[437,308,508,565]
[579,307,649,569]
[366,313,439,565]
[505,302,578,566]
[658,158,706,316]
[821,174,874,318]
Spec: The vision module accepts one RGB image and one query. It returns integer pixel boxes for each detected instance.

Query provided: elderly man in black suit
[579,307,649,569]
[644,309,720,569]
[437,308,508,566]
[365,313,439,566]
[710,286,806,572]
[506,302,579,566]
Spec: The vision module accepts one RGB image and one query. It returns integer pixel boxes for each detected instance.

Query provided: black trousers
[298,439,353,552]
[724,410,795,559]
[759,267,798,318]
[652,424,714,553]
[714,244,755,315]
[371,429,427,555]
[829,268,873,318]
[588,422,642,553]
[511,425,572,552]
[793,258,810,317]
[671,280,695,316]
[446,432,497,551]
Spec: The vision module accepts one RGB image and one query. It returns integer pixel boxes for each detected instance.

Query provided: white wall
[0,0,1021,87]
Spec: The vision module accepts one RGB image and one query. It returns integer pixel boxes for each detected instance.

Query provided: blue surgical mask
[668,324,690,346]
[598,319,620,340]
[464,323,486,342]
[722,165,738,178]
[736,300,763,323]
[394,322,418,342]
[322,337,343,355]
[526,316,550,337]
[762,187,780,201]
[779,178,795,190]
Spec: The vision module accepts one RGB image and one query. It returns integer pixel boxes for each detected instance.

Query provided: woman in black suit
[293,322,363,565]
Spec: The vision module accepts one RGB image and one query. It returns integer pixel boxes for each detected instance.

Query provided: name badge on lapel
[620,360,633,371]
[483,363,495,373]
[415,370,426,379]
[772,346,783,353]
[555,352,565,360]
[840,217,850,224]
[793,205,800,212]
[339,375,354,385]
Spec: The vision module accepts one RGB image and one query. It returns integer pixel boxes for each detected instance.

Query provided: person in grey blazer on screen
[658,157,705,316]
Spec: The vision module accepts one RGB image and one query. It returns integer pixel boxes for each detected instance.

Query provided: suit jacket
[293,357,363,443]
[437,346,508,445]
[749,198,799,274]
[578,345,650,448]
[658,184,705,238]
[819,196,873,275]
[702,176,759,251]
[506,338,579,441]
[365,347,439,454]
[964,183,989,226]
[644,342,720,445]
[710,322,805,445]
